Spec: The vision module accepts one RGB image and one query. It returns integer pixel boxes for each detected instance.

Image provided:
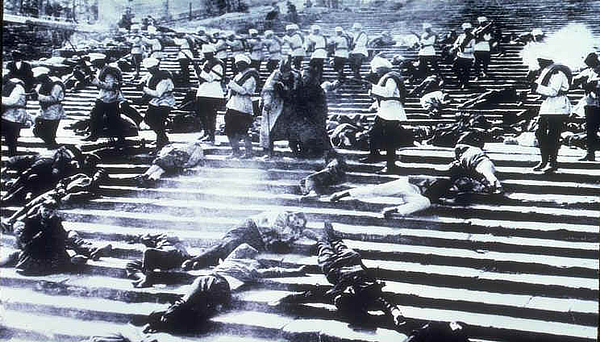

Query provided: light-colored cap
[536,53,554,63]
[423,23,432,29]
[202,44,216,53]
[311,25,321,32]
[352,23,362,30]
[532,28,543,36]
[286,24,299,30]
[392,54,405,64]
[234,53,251,65]
[249,28,258,35]
[147,26,157,34]
[142,57,160,69]
[477,16,488,23]
[131,24,141,31]
[118,28,127,34]
[32,66,51,78]
[264,30,274,36]
[88,53,106,62]
[226,31,236,37]
[370,55,393,71]
[462,23,472,30]
[335,26,344,33]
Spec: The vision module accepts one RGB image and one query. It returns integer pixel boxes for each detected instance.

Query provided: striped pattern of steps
[1,0,599,342]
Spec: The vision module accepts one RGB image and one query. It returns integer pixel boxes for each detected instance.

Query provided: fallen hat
[88,53,106,62]
[249,28,258,35]
[477,16,488,23]
[202,44,216,53]
[352,23,363,30]
[234,53,251,65]
[462,22,472,30]
[531,28,543,36]
[142,57,160,69]
[32,66,51,78]
[423,23,432,29]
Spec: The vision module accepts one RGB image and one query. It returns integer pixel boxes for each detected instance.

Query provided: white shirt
[418,32,436,56]
[331,35,349,58]
[283,32,305,57]
[351,31,369,57]
[227,69,257,114]
[536,68,572,116]
[305,34,328,59]
[36,78,66,120]
[454,33,475,59]
[174,37,194,60]
[196,61,225,99]
[371,77,407,121]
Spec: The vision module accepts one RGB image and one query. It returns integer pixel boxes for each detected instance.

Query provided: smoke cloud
[520,23,599,71]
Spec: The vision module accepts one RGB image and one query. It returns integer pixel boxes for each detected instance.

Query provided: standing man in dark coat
[6,50,35,92]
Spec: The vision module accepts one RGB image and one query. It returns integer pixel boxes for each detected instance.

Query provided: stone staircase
[1,0,599,341]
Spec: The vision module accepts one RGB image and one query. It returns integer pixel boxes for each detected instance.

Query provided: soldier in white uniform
[532,55,572,173]
[418,23,442,79]
[452,22,476,88]
[349,23,368,80]
[330,26,350,83]
[195,45,225,144]
[247,29,264,72]
[264,30,283,73]
[283,24,305,70]
[473,16,492,79]
[173,32,195,85]
[305,25,328,82]
[127,24,144,77]
[32,67,66,149]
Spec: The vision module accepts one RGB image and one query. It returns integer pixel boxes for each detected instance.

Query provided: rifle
[473,21,494,39]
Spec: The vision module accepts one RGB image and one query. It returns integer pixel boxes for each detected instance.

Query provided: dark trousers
[292,56,303,70]
[33,118,60,147]
[1,119,21,156]
[453,57,473,86]
[224,109,253,155]
[348,53,365,79]
[333,57,347,82]
[250,59,262,72]
[418,55,442,78]
[584,105,600,154]
[368,116,406,168]
[266,59,280,73]
[310,58,325,82]
[187,219,264,268]
[474,51,491,76]
[120,101,144,125]
[178,58,190,84]
[89,100,123,141]
[536,115,566,166]
[196,97,224,139]
[317,239,362,285]
[132,53,143,76]
[145,105,171,149]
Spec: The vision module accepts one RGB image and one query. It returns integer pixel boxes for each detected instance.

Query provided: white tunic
[283,33,305,57]
[453,34,475,59]
[371,77,407,121]
[536,68,571,116]
[305,34,328,59]
[351,31,369,57]
[418,33,436,57]
[331,35,349,58]
[196,61,225,99]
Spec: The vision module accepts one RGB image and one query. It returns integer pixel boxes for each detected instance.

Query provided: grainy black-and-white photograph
[1,0,599,341]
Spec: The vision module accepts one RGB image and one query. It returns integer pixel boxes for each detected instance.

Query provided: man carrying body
[2,75,33,156]
[194,45,225,144]
[531,55,572,173]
